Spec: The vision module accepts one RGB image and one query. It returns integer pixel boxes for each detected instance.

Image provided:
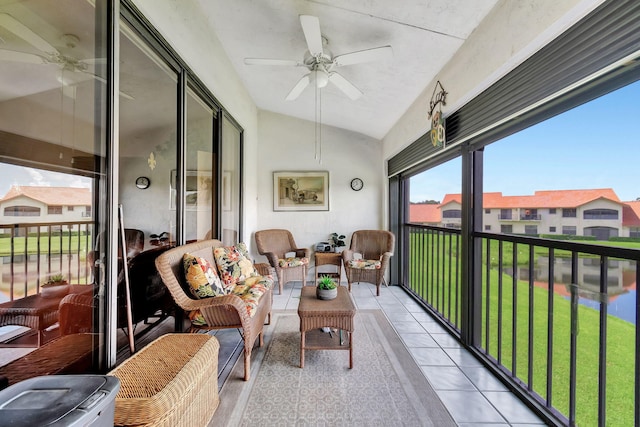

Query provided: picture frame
[273,171,329,211]
[170,169,212,210]
[222,171,232,211]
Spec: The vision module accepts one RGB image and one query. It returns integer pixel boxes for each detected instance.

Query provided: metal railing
[404,223,640,426]
[0,221,94,300]
[405,224,462,331]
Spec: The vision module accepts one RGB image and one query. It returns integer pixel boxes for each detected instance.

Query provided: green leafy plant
[329,232,346,248]
[43,274,67,287]
[316,275,337,290]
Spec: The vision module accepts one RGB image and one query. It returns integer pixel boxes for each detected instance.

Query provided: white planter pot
[316,287,338,300]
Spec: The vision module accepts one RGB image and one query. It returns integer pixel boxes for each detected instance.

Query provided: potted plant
[329,232,346,253]
[41,274,70,298]
[316,274,338,300]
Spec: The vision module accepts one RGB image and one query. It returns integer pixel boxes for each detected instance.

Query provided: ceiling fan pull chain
[314,83,318,161]
[318,88,322,164]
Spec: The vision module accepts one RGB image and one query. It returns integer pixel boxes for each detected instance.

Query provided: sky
[0,163,91,198]
[410,79,640,203]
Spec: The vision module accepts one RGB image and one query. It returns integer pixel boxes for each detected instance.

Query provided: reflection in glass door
[184,86,216,242]
[221,116,242,245]
[116,20,178,352]
[0,0,107,377]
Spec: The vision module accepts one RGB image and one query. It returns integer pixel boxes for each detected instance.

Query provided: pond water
[516,257,637,325]
[576,290,637,324]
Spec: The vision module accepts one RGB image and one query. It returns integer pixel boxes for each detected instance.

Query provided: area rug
[211,309,456,426]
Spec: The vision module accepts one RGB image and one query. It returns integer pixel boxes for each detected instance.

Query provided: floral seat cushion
[278,257,309,268]
[230,275,274,317]
[347,259,382,270]
[186,242,274,327]
[189,274,274,326]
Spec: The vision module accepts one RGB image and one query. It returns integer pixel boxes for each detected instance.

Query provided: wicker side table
[314,252,342,283]
[109,333,219,427]
[0,285,93,347]
[298,286,356,368]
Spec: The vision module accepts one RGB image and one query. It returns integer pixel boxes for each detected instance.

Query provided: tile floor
[270,281,547,427]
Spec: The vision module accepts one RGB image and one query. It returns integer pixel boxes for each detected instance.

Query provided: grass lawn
[0,235,93,296]
[0,235,92,257]
[408,232,637,426]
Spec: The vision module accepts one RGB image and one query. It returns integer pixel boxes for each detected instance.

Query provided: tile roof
[0,186,91,206]
[409,204,441,223]
[418,189,640,227]
[440,188,621,208]
[622,201,640,227]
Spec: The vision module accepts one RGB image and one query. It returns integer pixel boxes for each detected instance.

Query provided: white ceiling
[197,0,500,140]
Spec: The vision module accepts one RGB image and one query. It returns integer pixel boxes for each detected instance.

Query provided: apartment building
[412,188,640,240]
[0,186,92,226]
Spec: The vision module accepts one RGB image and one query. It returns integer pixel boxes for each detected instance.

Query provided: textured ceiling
[197,0,500,139]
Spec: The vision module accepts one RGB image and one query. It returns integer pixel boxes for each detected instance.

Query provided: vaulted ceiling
[197,0,500,140]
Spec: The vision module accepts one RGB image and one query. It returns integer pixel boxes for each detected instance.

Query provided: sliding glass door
[0,0,243,381]
[0,0,107,374]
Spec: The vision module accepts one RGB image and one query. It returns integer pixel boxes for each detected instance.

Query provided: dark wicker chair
[255,229,309,294]
[342,230,395,296]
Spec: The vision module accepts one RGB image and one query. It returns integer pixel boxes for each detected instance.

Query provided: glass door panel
[117,20,178,350]
[220,116,241,245]
[0,0,106,374]
[184,86,215,242]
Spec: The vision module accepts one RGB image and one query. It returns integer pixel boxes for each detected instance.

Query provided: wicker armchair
[342,230,395,296]
[255,229,309,294]
[155,239,273,381]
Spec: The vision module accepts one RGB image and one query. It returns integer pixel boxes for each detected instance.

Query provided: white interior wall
[254,110,382,265]
[130,0,261,249]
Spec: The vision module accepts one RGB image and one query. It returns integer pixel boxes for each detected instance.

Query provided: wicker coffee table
[298,286,356,368]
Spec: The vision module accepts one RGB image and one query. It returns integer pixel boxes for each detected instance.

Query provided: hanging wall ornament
[148,152,157,170]
[428,81,447,148]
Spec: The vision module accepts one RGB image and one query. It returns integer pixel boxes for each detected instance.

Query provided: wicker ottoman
[108,333,219,427]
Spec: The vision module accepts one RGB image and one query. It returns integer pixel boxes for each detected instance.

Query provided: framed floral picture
[273,171,329,211]
[170,169,212,210]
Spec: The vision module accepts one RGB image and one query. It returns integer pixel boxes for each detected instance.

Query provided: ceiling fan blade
[244,58,301,67]
[285,73,310,101]
[88,73,135,100]
[328,72,363,100]
[300,15,323,56]
[0,13,57,55]
[0,49,44,64]
[333,45,393,67]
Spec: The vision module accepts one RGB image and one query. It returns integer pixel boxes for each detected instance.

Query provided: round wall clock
[135,176,151,189]
[350,178,364,191]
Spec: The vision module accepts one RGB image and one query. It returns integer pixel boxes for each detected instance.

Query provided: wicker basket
[108,333,219,427]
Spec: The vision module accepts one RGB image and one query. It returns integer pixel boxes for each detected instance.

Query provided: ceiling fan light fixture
[312,68,329,88]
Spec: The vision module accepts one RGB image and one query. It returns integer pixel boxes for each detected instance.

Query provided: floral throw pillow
[213,243,258,289]
[183,252,225,298]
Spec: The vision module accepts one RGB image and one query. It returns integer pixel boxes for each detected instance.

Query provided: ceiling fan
[0,13,132,99]
[244,15,392,101]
